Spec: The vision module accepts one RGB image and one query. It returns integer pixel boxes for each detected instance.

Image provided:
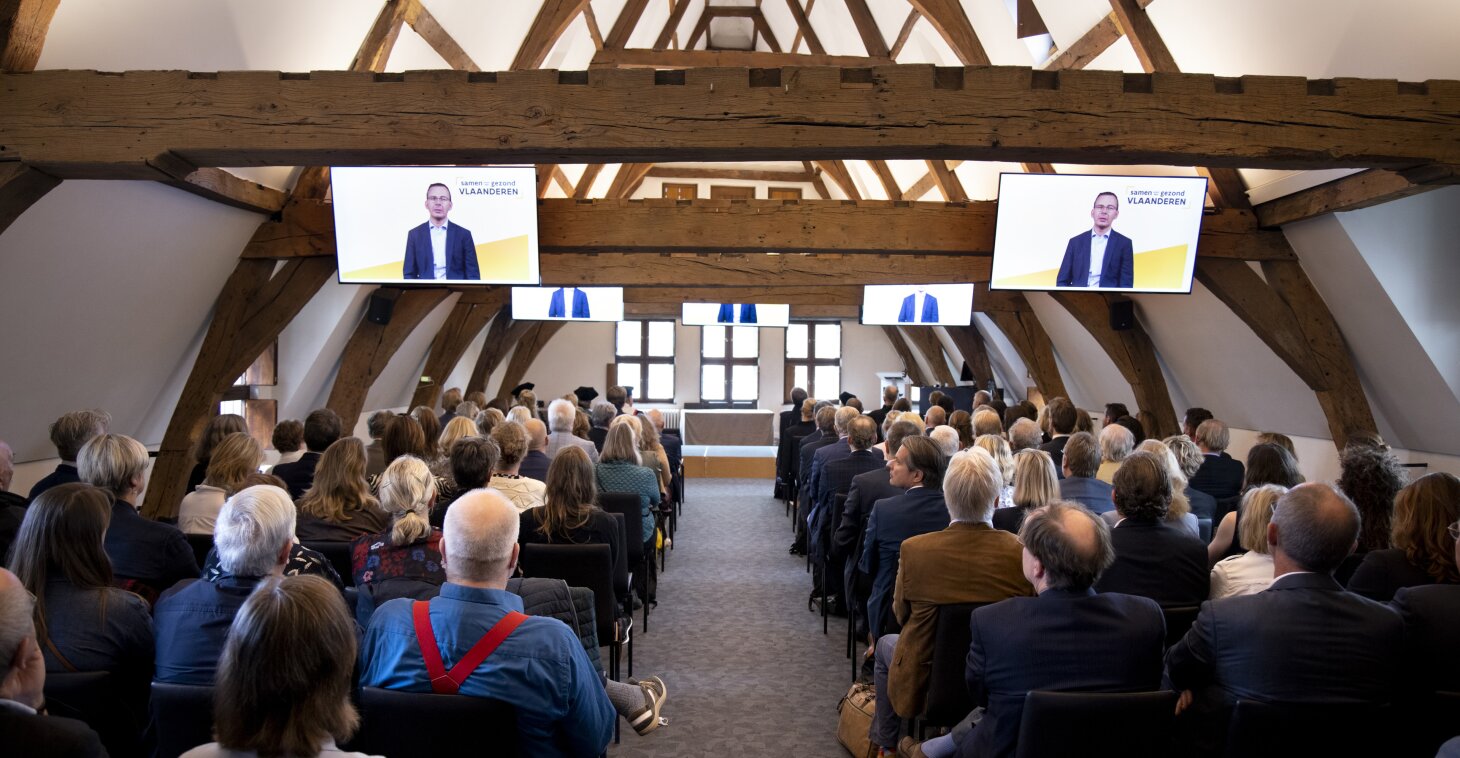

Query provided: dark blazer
[548,287,590,318]
[26,463,79,504]
[1188,452,1245,502]
[1058,475,1114,514]
[776,420,814,483]
[991,506,1031,535]
[807,438,853,514]
[716,303,757,323]
[1094,517,1209,606]
[403,220,478,280]
[1391,584,1460,692]
[518,450,552,483]
[659,432,682,474]
[1185,485,1218,521]
[1038,435,1070,478]
[798,432,837,505]
[271,451,322,500]
[809,449,885,563]
[588,426,609,453]
[958,588,1165,758]
[104,500,198,593]
[0,706,107,758]
[859,487,950,639]
[153,574,265,684]
[1346,548,1443,602]
[1055,228,1134,288]
[1166,572,1404,708]
[832,468,903,565]
[898,292,938,323]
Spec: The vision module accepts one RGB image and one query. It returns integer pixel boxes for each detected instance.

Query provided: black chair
[149,681,215,758]
[302,540,354,584]
[346,687,519,757]
[1015,690,1177,758]
[45,670,148,758]
[817,493,849,635]
[1162,605,1201,650]
[184,533,214,569]
[919,603,983,730]
[599,492,650,633]
[1223,700,1390,758]
[1197,517,1213,544]
[604,511,633,617]
[518,542,631,681]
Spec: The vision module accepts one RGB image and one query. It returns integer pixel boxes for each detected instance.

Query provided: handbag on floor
[837,681,877,757]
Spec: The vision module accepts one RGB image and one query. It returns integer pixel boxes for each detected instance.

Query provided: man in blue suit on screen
[897,288,938,323]
[716,303,758,323]
[403,182,479,280]
[1056,191,1134,288]
[548,287,591,319]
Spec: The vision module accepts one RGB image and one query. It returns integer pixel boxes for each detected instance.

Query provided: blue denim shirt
[153,574,264,684]
[359,584,613,758]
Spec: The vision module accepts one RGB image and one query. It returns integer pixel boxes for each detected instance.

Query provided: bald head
[647,409,666,432]
[0,568,20,592]
[442,489,521,586]
[524,419,547,451]
[1270,483,1360,574]
[1019,502,1114,592]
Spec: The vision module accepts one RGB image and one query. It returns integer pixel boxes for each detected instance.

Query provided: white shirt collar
[429,219,449,230]
[1273,570,1315,583]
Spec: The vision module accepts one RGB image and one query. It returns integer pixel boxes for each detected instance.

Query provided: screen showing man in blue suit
[548,287,591,319]
[403,183,479,280]
[897,288,939,323]
[1055,192,1134,289]
[716,303,758,324]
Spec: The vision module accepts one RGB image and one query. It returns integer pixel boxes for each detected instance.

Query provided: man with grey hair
[27,409,110,504]
[1188,417,1245,502]
[869,448,1031,755]
[1008,417,1043,453]
[588,401,616,453]
[908,502,1164,758]
[365,409,394,477]
[544,398,598,463]
[1166,483,1403,746]
[518,418,552,482]
[929,425,961,457]
[0,567,107,756]
[360,489,619,753]
[153,485,296,684]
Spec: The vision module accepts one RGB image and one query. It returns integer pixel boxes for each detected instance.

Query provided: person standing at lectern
[403,183,479,280]
[1056,192,1134,289]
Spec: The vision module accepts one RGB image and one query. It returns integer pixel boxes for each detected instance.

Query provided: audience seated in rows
[80,434,198,599]
[1347,471,1459,601]
[351,456,445,603]
[588,402,615,453]
[648,409,682,482]
[992,449,1058,534]
[860,436,949,642]
[629,415,672,499]
[809,416,884,606]
[431,437,495,529]
[518,419,552,482]
[362,411,391,478]
[1094,451,1209,606]
[1208,485,1284,599]
[596,422,659,550]
[1338,436,1408,578]
[188,414,246,495]
[1187,418,1245,502]
[1095,423,1133,484]
[435,415,478,488]
[296,438,388,543]
[807,407,871,522]
[179,432,262,536]
[268,418,306,475]
[489,421,546,511]
[155,484,295,685]
[200,473,345,589]
[869,448,1033,755]
[519,446,629,606]
[27,409,109,505]
[866,386,897,436]
[780,387,809,436]
[1206,442,1304,563]
[973,435,1014,508]
[1037,397,1079,476]
[831,419,920,624]
[1164,434,1218,521]
[1101,440,1199,538]
[1389,510,1460,696]
[545,398,598,463]
[1056,432,1113,513]
[273,408,343,500]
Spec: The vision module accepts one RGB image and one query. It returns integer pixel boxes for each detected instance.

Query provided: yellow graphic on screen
[993,244,1190,289]
[344,235,533,281]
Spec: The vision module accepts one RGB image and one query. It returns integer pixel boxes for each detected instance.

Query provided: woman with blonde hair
[1347,472,1460,601]
[189,413,246,492]
[182,575,372,758]
[180,432,264,535]
[993,450,1059,533]
[974,434,1016,510]
[626,415,671,500]
[1209,485,1285,598]
[350,456,443,597]
[507,405,534,426]
[296,438,387,543]
[434,416,479,488]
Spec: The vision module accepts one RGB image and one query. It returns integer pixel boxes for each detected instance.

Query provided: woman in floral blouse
[350,455,444,593]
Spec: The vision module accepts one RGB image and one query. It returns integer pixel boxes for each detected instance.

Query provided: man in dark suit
[547,287,590,318]
[859,437,950,642]
[779,387,808,436]
[897,288,938,323]
[26,409,109,504]
[913,502,1165,758]
[805,407,867,530]
[1057,432,1114,514]
[809,417,885,608]
[716,303,757,323]
[518,419,551,482]
[403,183,479,280]
[272,408,342,500]
[866,385,897,440]
[1055,191,1134,288]
[0,568,108,757]
[1187,418,1245,502]
[792,406,839,555]
[1094,452,1209,605]
[1167,484,1404,751]
[776,398,815,498]
[1038,396,1079,477]
[587,402,615,453]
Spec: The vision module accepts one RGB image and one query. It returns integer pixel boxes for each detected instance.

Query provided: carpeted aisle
[608,478,853,758]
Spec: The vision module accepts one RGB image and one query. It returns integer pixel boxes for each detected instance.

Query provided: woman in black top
[1347,472,1460,601]
[519,446,628,605]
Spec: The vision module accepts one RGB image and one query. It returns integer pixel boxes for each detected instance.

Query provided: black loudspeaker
[960,362,975,382]
[1109,299,1135,331]
[366,289,400,325]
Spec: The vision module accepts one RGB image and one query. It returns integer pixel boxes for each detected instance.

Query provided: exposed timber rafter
[908,0,990,65]
[326,287,453,432]
[410,288,512,410]
[882,326,928,386]
[0,0,59,71]
[902,326,957,385]
[512,0,590,70]
[496,321,568,401]
[1049,291,1178,437]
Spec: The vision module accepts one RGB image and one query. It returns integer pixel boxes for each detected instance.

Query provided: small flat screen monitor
[331,166,539,285]
[680,303,791,327]
[990,172,1207,293]
[860,284,974,326]
[511,286,624,322]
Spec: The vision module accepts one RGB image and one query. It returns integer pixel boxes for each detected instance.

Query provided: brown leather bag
[836,681,877,757]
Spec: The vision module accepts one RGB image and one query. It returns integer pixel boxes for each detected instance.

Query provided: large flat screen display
[990,173,1207,293]
[860,284,974,326]
[511,287,624,322]
[681,303,791,327]
[332,166,539,285]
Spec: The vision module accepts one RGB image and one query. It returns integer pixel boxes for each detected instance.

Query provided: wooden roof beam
[605,0,650,49]
[511,0,590,70]
[402,0,480,71]
[1049,291,1178,437]
[1253,165,1460,227]
[326,287,452,431]
[645,166,816,182]
[655,0,692,49]
[908,0,990,65]
[882,326,928,385]
[0,161,58,235]
[590,48,890,67]
[1042,12,1122,71]
[889,10,921,60]
[785,0,824,55]
[842,0,889,57]
[0,0,59,72]
[495,321,567,401]
[902,326,957,385]
[410,289,510,410]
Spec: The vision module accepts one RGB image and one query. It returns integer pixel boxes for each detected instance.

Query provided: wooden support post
[902,327,957,386]
[882,326,928,386]
[495,321,568,402]
[512,0,590,70]
[1048,291,1178,437]
[1043,12,1122,71]
[908,0,990,65]
[606,163,654,199]
[325,287,452,432]
[605,0,650,49]
[926,159,968,201]
[814,160,861,200]
[868,160,902,200]
[944,325,993,387]
[402,0,481,71]
[654,0,691,49]
[410,288,511,410]
[469,313,535,396]
[0,161,58,234]
[843,0,890,57]
[572,164,604,198]
[141,257,336,519]
[0,0,59,71]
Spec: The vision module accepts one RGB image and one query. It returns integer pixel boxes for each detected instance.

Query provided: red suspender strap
[412,601,530,695]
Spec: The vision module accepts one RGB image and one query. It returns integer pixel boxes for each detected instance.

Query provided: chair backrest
[599,492,644,565]
[921,602,982,726]
[346,687,518,757]
[1224,699,1390,757]
[1162,605,1201,649]
[1015,690,1176,758]
[301,540,354,584]
[605,511,631,597]
[45,670,148,758]
[185,533,215,569]
[149,681,215,758]
[518,543,618,648]
[1198,517,1213,544]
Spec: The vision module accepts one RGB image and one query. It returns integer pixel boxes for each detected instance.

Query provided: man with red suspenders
[359,489,615,757]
